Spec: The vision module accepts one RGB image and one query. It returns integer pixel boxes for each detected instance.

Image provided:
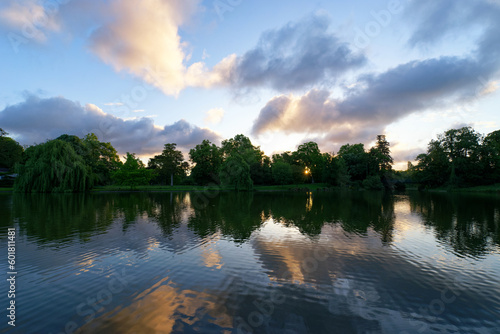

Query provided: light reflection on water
[0,191,499,333]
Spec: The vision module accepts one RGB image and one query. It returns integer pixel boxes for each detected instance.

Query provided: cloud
[103,102,124,106]
[252,0,500,147]
[0,0,233,95]
[252,56,496,144]
[203,108,225,125]
[226,14,366,91]
[86,10,365,95]
[406,0,495,48]
[0,96,221,156]
[0,0,60,42]
[87,0,223,96]
[0,4,364,96]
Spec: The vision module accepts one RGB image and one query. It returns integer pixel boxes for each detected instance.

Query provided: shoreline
[1,183,499,194]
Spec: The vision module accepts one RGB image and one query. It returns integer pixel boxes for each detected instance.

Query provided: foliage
[189,140,223,185]
[219,154,253,191]
[112,153,153,189]
[272,161,293,185]
[413,127,488,188]
[0,136,24,169]
[14,139,92,193]
[440,127,483,186]
[57,133,121,185]
[337,143,369,181]
[322,155,349,186]
[250,156,273,185]
[362,175,384,190]
[482,130,500,183]
[294,141,324,183]
[414,140,451,188]
[221,134,268,185]
[148,143,186,186]
[82,133,122,184]
[368,135,394,176]
[12,125,500,192]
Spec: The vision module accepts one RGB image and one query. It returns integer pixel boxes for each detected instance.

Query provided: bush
[362,175,384,190]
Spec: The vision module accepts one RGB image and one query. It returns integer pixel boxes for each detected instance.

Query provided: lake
[0,191,499,333]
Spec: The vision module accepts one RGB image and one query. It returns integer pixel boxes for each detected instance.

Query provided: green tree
[221,134,259,161]
[0,136,23,170]
[83,133,121,184]
[189,140,223,185]
[414,140,451,188]
[272,161,293,186]
[56,134,90,156]
[440,127,483,186]
[369,135,394,175]
[148,143,185,186]
[293,141,323,183]
[112,152,152,189]
[250,155,273,185]
[337,143,369,182]
[14,139,92,193]
[221,134,269,185]
[322,154,349,186]
[362,175,384,190]
[57,133,121,185]
[482,130,500,182]
[219,154,253,191]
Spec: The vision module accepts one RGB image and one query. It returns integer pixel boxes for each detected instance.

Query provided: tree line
[0,126,498,192]
[409,127,500,188]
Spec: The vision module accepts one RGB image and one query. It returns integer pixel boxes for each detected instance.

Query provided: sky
[0,0,499,170]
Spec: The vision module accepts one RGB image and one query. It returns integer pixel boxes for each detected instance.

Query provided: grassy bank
[448,183,500,193]
[91,183,332,192]
[2,183,499,193]
[415,183,500,193]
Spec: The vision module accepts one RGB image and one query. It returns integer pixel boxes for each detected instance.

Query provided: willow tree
[14,139,92,193]
[219,154,253,191]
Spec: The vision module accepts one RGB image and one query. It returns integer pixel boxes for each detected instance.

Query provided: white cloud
[203,108,225,125]
[0,0,60,42]
[87,0,235,96]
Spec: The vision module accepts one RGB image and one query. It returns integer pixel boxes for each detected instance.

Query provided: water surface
[0,191,499,333]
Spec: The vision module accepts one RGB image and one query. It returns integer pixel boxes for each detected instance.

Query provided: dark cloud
[228,14,366,91]
[0,96,220,156]
[252,0,500,147]
[406,0,499,49]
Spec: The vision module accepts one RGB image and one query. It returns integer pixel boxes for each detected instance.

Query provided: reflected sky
[0,191,499,333]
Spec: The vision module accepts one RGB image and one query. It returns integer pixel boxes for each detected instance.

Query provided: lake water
[0,191,499,334]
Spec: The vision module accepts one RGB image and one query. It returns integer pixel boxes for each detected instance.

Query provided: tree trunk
[170,173,173,186]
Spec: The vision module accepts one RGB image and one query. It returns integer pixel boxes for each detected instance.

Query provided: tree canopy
[189,140,223,185]
[148,143,187,186]
[413,126,499,188]
[9,125,500,192]
[15,139,92,193]
[0,135,23,170]
[112,152,152,189]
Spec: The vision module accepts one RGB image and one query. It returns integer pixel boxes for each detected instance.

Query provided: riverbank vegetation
[1,126,499,193]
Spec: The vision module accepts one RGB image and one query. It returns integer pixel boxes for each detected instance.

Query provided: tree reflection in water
[5,191,499,257]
